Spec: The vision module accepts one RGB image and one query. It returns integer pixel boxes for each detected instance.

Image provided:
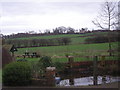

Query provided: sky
[0,0,119,35]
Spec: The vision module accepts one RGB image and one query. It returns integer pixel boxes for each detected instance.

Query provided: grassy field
[10,34,81,40]
[15,41,118,63]
[16,42,118,56]
[8,32,109,40]
[16,55,119,63]
[70,36,88,44]
[17,57,92,63]
[9,32,118,62]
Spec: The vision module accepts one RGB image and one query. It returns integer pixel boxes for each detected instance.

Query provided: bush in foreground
[3,61,32,86]
[39,56,53,69]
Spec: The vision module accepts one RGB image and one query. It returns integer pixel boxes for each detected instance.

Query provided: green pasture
[17,57,40,62]
[70,37,88,44]
[10,34,81,40]
[16,42,118,56]
[7,32,117,47]
[16,57,92,63]
[15,41,119,63]
[8,32,109,40]
[52,57,93,62]
[16,54,119,63]
[10,32,119,63]
[7,34,89,46]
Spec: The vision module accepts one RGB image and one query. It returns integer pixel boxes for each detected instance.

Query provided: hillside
[6,31,108,40]
[3,31,116,62]
[5,31,119,47]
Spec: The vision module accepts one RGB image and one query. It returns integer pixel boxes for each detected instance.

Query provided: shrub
[61,37,71,45]
[85,33,120,44]
[32,56,53,77]
[30,61,45,78]
[109,64,120,76]
[39,56,53,69]
[53,62,65,72]
[3,62,32,86]
[85,36,108,44]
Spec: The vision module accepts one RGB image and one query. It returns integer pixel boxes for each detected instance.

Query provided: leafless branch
[92,1,118,30]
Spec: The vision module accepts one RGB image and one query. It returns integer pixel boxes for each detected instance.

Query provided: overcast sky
[0,0,119,35]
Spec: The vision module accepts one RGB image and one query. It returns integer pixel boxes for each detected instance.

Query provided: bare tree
[116,1,120,30]
[92,1,118,56]
[92,1,117,30]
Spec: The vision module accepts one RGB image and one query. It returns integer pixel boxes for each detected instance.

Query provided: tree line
[3,26,89,39]
[5,37,71,48]
[85,32,120,44]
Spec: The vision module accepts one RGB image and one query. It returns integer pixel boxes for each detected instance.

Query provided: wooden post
[46,67,56,86]
[93,56,98,85]
[68,56,74,68]
[12,52,14,57]
[11,52,16,61]
[68,56,74,85]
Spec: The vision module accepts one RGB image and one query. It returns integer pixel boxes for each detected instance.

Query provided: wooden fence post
[93,56,98,85]
[46,67,56,86]
[68,56,74,85]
